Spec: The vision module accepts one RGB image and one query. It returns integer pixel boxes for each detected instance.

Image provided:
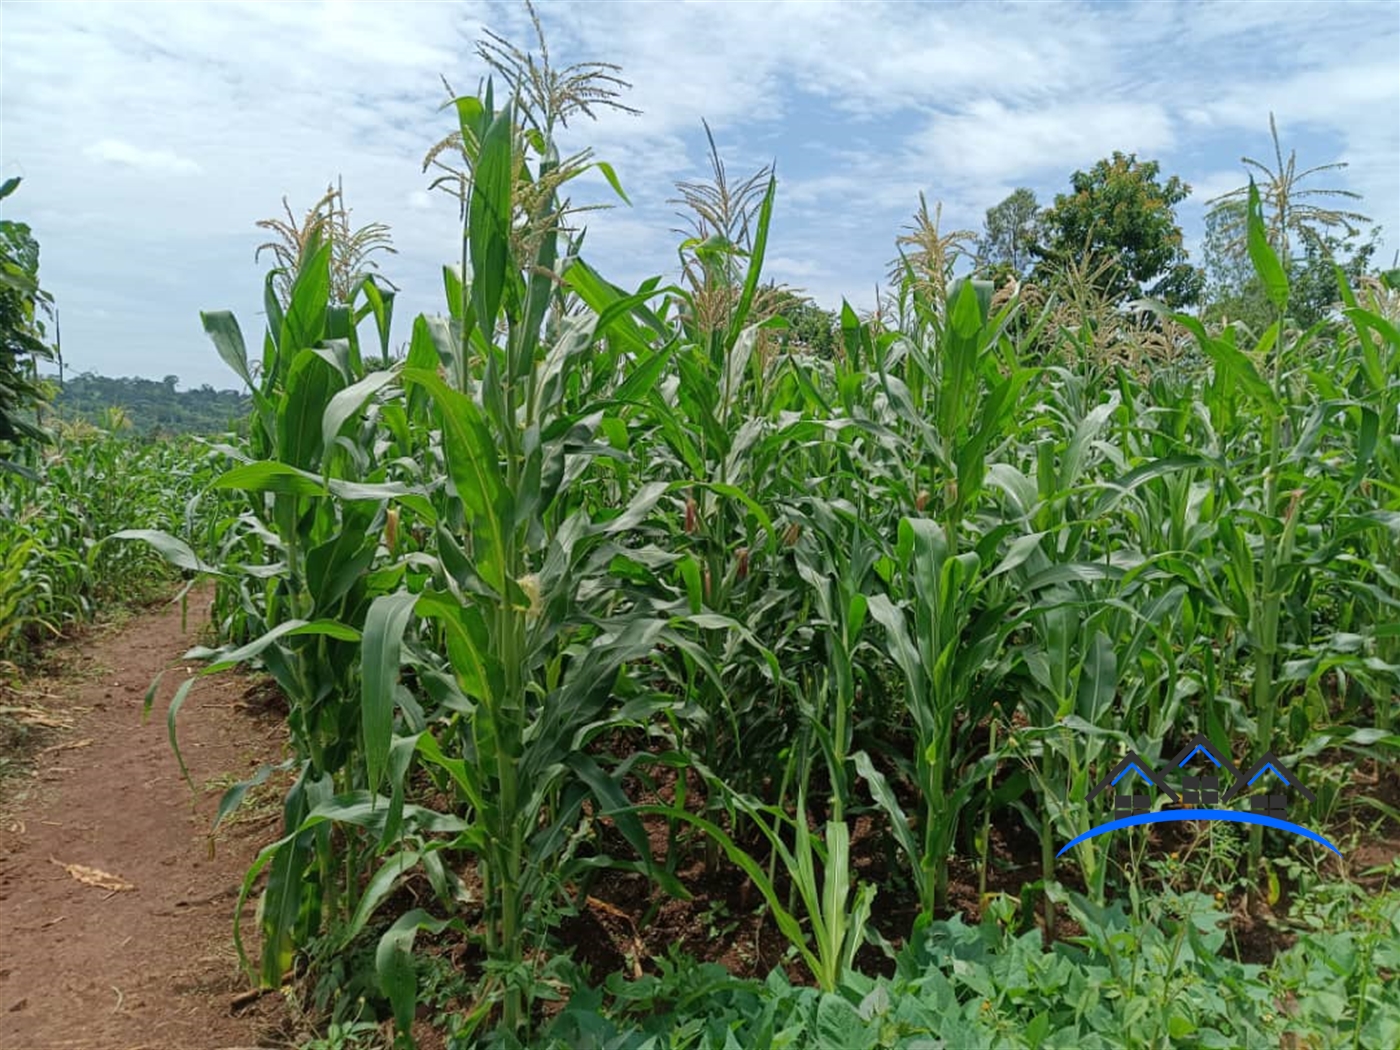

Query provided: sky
[2,0,1398,391]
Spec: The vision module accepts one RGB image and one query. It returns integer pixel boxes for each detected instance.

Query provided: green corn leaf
[322,369,398,458]
[987,531,1048,579]
[564,259,660,357]
[107,529,222,575]
[263,270,286,360]
[567,752,689,899]
[196,619,353,673]
[591,480,668,536]
[141,670,165,724]
[1076,630,1118,723]
[1246,180,1289,309]
[611,339,679,407]
[165,676,197,792]
[1350,407,1379,490]
[1090,454,1213,516]
[633,804,819,981]
[306,524,378,610]
[593,160,631,205]
[725,174,776,351]
[468,100,515,340]
[851,750,918,879]
[342,850,422,948]
[413,731,487,814]
[279,346,347,471]
[325,478,415,501]
[202,310,255,390]
[213,760,288,833]
[1344,307,1400,394]
[1174,314,1281,419]
[534,311,600,417]
[362,592,420,796]
[684,481,776,544]
[377,909,458,1049]
[358,275,397,364]
[214,459,411,502]
[401,367,509,593]
[416,591,499,703]
[281,238,331,352]
[214,461,327,496]
[258,833,310,984]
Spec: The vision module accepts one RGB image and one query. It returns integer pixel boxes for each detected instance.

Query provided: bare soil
[0,592,290,1050]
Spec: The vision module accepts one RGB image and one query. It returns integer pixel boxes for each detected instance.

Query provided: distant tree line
[972,118,1388,332]
[46,371,250,436]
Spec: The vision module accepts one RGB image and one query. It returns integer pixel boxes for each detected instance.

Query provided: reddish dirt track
[0,592,289,1050]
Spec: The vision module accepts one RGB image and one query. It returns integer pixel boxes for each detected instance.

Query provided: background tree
[0,177,56,465]
[977,187,1042,281]
[1206,113,1370,271]
[1202,197,1381,332]
[1201,200,1255,309]
[1289,226,1381,325]
[1202,113,1377,333]
[1034,152,1203,308]
[768,286,839,357]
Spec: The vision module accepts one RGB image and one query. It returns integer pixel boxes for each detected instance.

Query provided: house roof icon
[1221,751,1316,804]
[1168,733,1240,782]
[1087,750,1180,804]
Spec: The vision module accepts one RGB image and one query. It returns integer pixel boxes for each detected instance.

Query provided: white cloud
[909,100,1176,185]
[766,256,827,281]
[1,0,1395,388]
[83,138,203,176]
[1187,170,1255,210]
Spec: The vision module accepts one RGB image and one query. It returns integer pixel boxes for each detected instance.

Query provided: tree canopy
[1199,115,1380,333]
[0,177,56,461]
[977,187,1042,279]
[768,287,839,357]
[1033,152,1203,308]
[1202,199,1380,333]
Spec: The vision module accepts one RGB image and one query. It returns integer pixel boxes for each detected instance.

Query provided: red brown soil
[0,592,290,1050]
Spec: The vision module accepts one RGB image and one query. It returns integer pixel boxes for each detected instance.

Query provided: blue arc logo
[1057,810,1342,858]
[1065,737,1332,861]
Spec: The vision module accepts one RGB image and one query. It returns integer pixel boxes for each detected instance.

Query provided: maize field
[8,36,1399,1050]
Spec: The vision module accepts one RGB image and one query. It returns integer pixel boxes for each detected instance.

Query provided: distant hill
[44,372,250,436]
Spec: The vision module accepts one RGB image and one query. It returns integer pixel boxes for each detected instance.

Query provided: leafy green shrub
[526,887,1400,1050]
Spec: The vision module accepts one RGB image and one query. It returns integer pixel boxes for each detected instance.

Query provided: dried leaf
[37,738,93,757]
[50,858,135,892]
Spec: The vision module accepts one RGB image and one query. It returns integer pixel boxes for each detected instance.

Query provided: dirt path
[0,593,290,1050]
